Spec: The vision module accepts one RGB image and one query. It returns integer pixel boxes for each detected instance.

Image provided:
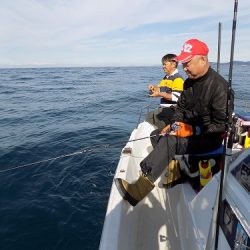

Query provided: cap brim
[175,53,195,63]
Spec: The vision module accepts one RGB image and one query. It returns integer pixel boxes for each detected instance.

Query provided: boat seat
[175,145,224,178]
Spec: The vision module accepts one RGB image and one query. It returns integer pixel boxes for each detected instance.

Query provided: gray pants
[145,106,175,130]
[140,129,222,182]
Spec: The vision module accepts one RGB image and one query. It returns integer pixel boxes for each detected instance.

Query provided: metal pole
[214,1,238,249]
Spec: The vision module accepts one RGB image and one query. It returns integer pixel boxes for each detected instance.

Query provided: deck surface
[135,178,182,250]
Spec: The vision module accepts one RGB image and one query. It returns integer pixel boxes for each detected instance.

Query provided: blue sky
[0,0,249,67]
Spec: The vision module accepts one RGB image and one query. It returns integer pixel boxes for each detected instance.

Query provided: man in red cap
[115,38,234,206]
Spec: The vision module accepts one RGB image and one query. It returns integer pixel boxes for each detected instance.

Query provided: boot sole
[114,178,138,207]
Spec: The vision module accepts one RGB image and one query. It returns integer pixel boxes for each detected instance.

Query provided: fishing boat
[100,1,250,249]
[99,116,250,250]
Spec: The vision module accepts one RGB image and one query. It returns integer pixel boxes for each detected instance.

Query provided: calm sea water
[0,64,249,249]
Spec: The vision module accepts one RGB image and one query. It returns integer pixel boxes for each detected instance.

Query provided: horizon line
[0,60,249,70]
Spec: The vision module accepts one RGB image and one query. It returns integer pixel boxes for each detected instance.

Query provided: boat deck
[135,179,183,250]
[100,122,216,250]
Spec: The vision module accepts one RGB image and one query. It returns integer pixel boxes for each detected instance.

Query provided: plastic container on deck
[199,160,212,187]
[244,128,250,148]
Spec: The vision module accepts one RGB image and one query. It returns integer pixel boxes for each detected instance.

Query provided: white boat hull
[100,121,250,250]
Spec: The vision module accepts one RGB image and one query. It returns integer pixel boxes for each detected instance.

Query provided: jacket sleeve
[202,82,228,134]
[171,92,186,123]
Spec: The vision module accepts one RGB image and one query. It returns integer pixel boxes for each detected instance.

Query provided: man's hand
[148,84,155,91]
[149,91,162,97]
[148,85,160,92]
[170,122,193,137]
[160,125,171,135]
[148,85,160,97]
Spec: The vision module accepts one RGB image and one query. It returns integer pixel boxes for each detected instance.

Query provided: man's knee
[145,110,154,123]
[150,129,161,147]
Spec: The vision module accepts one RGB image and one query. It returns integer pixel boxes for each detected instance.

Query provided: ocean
[0,64,249,249]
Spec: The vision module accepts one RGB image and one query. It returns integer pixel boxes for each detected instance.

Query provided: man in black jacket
[115,39,232,206]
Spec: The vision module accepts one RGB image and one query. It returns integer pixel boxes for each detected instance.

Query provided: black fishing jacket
[172,67,233,135]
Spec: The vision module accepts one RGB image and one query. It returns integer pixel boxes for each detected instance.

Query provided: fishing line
[0,93,157,175]
[0,133,159,174]
[97,92,152,124]
[0,90,158,175]
[98,101,136,122]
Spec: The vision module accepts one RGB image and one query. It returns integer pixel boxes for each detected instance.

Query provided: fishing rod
[214,0,238,249]
[0,133,159,174]
[0,119,178,175]
[205,21,225,249]
[0,91,156,174]
[217,22,222,73]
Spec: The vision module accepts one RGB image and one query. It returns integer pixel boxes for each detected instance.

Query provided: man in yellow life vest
[146,54,184,129]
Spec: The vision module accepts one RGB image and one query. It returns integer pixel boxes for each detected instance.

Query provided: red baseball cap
[175,39,209,63]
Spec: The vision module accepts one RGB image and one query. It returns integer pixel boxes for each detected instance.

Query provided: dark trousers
[145,106,175,130]
[140,129,222,182]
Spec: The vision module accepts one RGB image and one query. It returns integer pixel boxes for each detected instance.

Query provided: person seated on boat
[145,54,184,130]
[115,38,234,206]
